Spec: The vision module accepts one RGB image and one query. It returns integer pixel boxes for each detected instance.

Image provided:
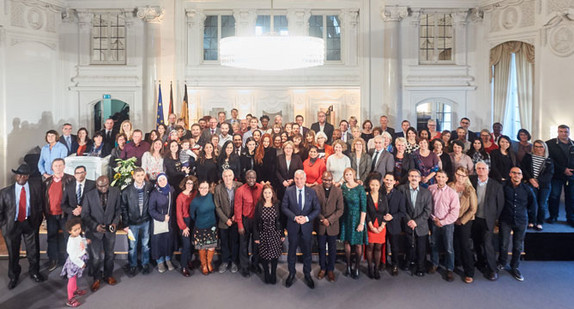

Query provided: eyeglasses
[186,182,194,185]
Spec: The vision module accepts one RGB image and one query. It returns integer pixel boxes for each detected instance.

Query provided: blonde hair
[351,137,366,154]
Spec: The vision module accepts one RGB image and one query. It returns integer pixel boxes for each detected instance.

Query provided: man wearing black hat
[0,164,45,289]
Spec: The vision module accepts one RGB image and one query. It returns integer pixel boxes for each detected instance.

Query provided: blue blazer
[281,186,320,235]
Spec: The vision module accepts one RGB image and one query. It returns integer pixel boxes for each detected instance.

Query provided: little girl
[61,217,89,307]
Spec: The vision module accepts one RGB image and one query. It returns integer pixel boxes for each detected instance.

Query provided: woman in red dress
[365,176,389,280]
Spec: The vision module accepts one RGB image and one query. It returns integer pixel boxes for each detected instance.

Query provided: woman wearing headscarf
[149,173,176,273]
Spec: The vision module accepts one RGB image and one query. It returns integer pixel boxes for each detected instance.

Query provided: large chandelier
[219,0,325,71]
[220,35,324,70]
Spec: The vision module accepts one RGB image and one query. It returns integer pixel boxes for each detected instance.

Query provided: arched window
[416,99,454,132]
[94,99,129,133]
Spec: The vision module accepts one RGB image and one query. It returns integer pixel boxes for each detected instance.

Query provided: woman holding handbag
[149,173,176,273]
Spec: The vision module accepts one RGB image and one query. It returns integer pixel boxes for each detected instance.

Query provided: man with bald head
[469,161,504,281]
[82,176,121,291]
[313,171,344,282]
[498,167,536,282]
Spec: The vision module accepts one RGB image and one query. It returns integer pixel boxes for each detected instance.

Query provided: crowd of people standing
[1,109,574,307]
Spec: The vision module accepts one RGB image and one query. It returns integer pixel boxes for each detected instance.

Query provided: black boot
[367,265,373,279]
[270,259,278,284]
[344,265,352,277]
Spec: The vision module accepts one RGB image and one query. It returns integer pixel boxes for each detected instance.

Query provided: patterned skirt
[193,226,218,250]
[60,254,88,279]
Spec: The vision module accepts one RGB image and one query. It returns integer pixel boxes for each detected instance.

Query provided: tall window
[416,100,453,131]
[419,13,453,63]
[255,15,288,36]
[309,15,341,61]
[91,13,126,64]
[203,15,235,61]
[502,53,521,138]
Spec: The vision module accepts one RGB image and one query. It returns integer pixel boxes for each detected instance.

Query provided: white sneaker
[166,260,175,271]
[158,262,166,273]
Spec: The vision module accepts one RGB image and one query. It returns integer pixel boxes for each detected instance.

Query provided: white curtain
[490,41,535,127]
[515,44,535,131]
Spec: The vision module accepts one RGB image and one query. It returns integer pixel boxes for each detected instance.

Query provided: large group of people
[1,109,574,307]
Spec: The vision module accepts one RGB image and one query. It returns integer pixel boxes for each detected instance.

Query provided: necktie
[298,189,303,211]
[211,129,215,135]
[107,131,111,140]
[371,151,379,171]
[77,184,83,205]
[18,187,26,222]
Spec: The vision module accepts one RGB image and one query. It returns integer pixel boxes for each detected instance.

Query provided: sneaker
[158,262,167,273]
[166,260,175,271]
[219,263,229,274]
[496,264,505,271]
[230,263,239,273]
[511,268,524,282]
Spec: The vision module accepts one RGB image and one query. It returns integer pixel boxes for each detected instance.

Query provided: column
[0,25,6,187]
[340,9,360,66]
[381,6,408,122]
[137,6,164,131]
[185,9,206,66]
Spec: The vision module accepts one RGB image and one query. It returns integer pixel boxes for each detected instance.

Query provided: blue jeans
[548,178,574,222]
[128,221,151,267]
[157,256,171,264]
[529,185,551,225]
[430,223,455,271]
[498,221,526,269]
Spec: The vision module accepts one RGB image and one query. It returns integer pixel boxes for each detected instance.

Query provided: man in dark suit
[0,164,45,289]
[100,118,118,150]
[199,116,221,146]
[59,123,77,155]
[546,124,574,225]
[62,165,95,221]
[339,120,353,144]
[282,170,321,289]
[313,171,344,282]
[295,114,310,137]
[311,111,334,144]
[369,135,394,177]
[82,176,121,292]
[382,172,406,276]
[379,115,395,137]
[394,120,411,139]
[470,161,504,281]
[398,169,432,277]
[450,117,478,143]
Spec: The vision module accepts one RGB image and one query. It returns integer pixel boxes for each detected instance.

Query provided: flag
[156,83,164,127]
[181,84,189,129]
[169,81,174,115]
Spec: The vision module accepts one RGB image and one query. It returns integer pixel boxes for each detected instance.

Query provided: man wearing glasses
[62,166,95,222]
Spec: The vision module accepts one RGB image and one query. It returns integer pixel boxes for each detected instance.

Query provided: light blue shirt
[409,185,419,209]
[14,182,31,221]
[38,142,68,175]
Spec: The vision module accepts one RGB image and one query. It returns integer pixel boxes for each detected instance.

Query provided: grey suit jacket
[398,184,432,237]
[369,149,394,176]
[214,181,242,229]
[81,186,121,239]
[199,128,221,146]
[350,153,372,183]
[469,176,504,231]
[312,185,344,236]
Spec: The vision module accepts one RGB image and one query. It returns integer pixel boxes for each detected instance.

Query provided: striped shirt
[532,155,545,179]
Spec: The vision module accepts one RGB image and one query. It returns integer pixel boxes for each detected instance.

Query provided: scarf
[155,173,171,195]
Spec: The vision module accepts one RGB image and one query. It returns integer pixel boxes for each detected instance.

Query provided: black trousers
[239,217,258,271]
[471,217,497,274]
[317,234,337,271]
[386,232,402,267]
[220,224,239,266]
[3,220,40,279]
[287,229,313,275]
[46,214,67,263]
[454,222,475,277]
[89,232,116,280]
[405,231,427,272]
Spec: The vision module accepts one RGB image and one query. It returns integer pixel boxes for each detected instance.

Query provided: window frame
[415,99,455,132]
[309,12,343,63]
[418,12,455,65]
[202,11,236,63]
[90,12,127,65]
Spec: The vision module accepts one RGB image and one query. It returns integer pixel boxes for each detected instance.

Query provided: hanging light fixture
[220,1,325,71]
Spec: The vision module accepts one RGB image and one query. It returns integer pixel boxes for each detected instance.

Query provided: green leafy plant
[110,157,137,190]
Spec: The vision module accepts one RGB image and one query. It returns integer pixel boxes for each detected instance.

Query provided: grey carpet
[0,259,572,309]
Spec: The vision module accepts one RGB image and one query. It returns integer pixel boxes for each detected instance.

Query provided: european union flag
[156,83,164,127]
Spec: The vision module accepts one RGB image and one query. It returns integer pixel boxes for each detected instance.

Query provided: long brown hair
[254,133,272,165]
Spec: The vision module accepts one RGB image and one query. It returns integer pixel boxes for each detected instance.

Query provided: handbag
[153,192,171,235]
